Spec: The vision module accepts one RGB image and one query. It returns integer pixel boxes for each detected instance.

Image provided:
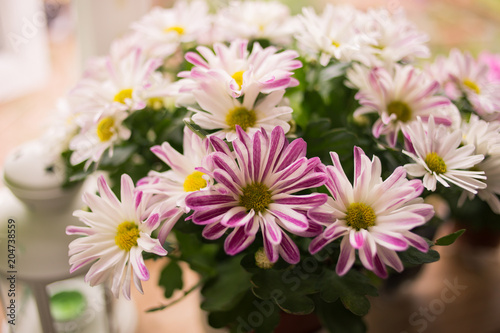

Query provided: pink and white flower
[69,107,131,168]
[347,64,453,147]
[185,126,328,264]
[309,147,434,278]
[403,116,487,194]
[188,75,292,141]
[180,39,301,98]
[430,49,500,120]
[69,47,163,116]
[136,127,213,243]
[67,174,167,299]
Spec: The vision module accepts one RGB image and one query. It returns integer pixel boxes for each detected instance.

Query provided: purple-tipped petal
[279,232,300,264]
[336,237,355,276]
[202,222,228,240]
[371,230,409,251]
[224,227,255,255]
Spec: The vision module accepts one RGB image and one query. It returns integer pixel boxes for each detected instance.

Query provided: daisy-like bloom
[66,174,167,299]
[479,51,500,83]
[308,147,434,278]
[355,8,430,67]
[347,63,453,147]
[403,116,487,194]
[433,49,500,120]
[460,115,500,212]
[69,107,131,168]
[136,126,213,243]
[185,126,328,264]
[180,39,301,98]
[215,1,294,45]
[131,1,211,57]
[70,47,163,115]
[189,74,292,141]
[295,4,372,66]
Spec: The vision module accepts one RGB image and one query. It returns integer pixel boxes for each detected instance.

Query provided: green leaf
[99,145,137,167]
[174,230,218,277]
[435,229,466,246]
[315,298,366,333]
[208,290,281,333]
[251,267,320,315]
[158,260,183,299]
[201,256,252,312]
[398,243,440,267]
[318,269,378,316]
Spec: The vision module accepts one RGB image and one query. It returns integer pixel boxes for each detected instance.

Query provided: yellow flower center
[425,152,447,174]
[115,221,140,251]
[113,88,133,104]
[96,117,115,142]
[240,183,272,213]
[183,171,207,192]
[226,106,257,132]
[231,70,245,90]
[387,100,412,123]
[345,203,376,231]
[255,248,273,269]
[463,79,481,94]
[147,97,164,110]
[331,40,340,48]
[164,26,185,35]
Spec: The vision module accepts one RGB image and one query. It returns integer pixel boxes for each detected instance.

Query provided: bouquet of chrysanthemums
[45,1,500,331]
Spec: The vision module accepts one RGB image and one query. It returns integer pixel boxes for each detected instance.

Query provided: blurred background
[0,0,499,332]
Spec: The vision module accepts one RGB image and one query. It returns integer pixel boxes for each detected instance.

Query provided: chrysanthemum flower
[70,47,163,115]
[66,174,167,299]
[309,147,434,278]
[189,74,292,141]
[355,8,430,67]
[460,115,500,212]
[136,127,213,243]
[185,126,328,264]
[131,1,211,57]
[347,64,453,147]
[215,1,294,45]
[180,39,301,97]
[403,116,487,193]
[295,4,370,66]
[69,108,131,168]
[430,49,500,120]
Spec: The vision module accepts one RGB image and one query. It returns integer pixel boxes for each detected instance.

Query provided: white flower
[295,4,370,66]
[403,116,487,194]
[67,174,167,300]
[180,39,301,98]
[189,76,292,141]
[215,1,294,45]
[460,116,500,212]
[347,64,453,147]
[309,147,434,278]
[70,47,163,116]
[355,8,430,67]
[69,108,131,168]
[131,1,211,57]
[136,127,213,243]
